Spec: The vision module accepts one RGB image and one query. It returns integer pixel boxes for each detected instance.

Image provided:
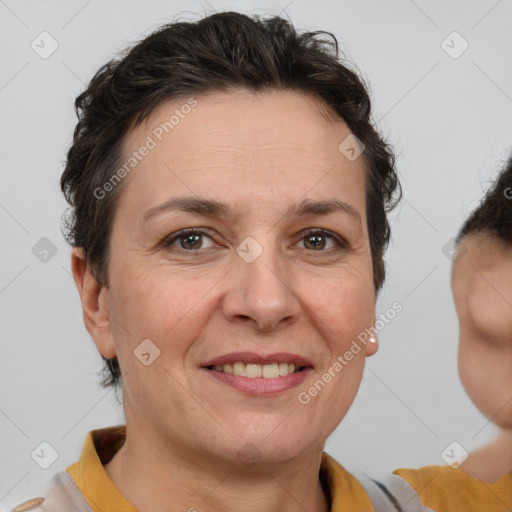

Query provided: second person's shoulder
[393,464,512,511]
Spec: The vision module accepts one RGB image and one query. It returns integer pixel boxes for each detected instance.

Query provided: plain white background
[1,0,511,509]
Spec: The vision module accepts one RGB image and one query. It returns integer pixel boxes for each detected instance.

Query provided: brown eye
[300,229,346,252]
[163,230,215,251]
[303,233,328,250]
[179,232,203,250]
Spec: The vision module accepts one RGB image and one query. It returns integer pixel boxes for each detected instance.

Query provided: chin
[222,429,315,466]
[233,443,308,467]
[489,406,512,430]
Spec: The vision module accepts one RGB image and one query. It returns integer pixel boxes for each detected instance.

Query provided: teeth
[211,362,301,378]
[246,364,262,378]
[262,363,279,378]
[279,362,290,376]
[232,362,245,376]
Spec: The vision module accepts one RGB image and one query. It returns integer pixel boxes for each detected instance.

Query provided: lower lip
[201,367,313,395]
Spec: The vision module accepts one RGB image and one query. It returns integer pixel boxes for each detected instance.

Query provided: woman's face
[89,89,378,463]
[452,233,512,429]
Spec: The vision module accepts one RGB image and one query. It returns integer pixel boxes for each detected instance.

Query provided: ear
[365,333,379,356]
[365,315,379,357]
[70,247,117,358]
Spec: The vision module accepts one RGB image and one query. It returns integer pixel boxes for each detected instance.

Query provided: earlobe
[366,334,379,356]
[365,316,379,357]
[70,248,117,359]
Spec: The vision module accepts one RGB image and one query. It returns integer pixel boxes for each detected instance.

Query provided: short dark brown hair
[455,154,512,246]
[60,11,402,390]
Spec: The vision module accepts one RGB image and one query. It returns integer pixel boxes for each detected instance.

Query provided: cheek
[312,273,375,336]
[108,263,217,358]
[458,337,512,428]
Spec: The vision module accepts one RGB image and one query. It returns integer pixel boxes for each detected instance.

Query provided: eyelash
[161,228,348,255]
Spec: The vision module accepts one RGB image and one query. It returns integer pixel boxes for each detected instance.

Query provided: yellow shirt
[394,465,512,511]
[15,425,512,511]
[65,425,375,511]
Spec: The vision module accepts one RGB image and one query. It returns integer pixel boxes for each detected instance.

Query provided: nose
[221,240,301,332]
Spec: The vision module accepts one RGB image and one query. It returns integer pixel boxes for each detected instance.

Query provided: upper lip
[200,351,313,368]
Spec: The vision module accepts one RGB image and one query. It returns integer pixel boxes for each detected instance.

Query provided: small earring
[369,336,376,343]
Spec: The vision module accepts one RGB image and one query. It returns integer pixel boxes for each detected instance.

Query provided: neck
[103,424,330,512]
[460,428,512,484]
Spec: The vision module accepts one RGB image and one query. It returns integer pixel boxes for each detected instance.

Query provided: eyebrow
[142,196,362,226]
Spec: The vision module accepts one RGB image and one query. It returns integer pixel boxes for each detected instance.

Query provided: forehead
[117,88,367,221]
[452,232,512,313]
[128,87,343,142]
[453,233,512,274]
